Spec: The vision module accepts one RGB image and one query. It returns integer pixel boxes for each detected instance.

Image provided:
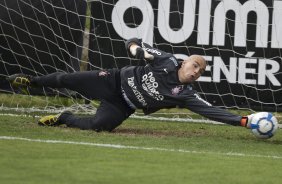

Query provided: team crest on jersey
[98,71,110,76]
[171,85,184,95]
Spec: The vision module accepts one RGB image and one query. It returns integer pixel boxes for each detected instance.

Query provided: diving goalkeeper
[7,38,251,131]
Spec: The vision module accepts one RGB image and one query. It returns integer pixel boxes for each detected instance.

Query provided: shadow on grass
[113,127,211,138]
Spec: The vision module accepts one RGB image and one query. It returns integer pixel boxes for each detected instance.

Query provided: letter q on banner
[111,0,154,46]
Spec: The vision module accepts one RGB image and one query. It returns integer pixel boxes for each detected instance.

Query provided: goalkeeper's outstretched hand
[129,44,154,60]
[241,114,255,128]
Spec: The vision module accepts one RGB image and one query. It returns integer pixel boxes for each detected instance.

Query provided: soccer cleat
[38,111,72,126]
[7,74,31,88]
[38,114,61,126]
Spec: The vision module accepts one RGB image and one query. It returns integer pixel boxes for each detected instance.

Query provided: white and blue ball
[250,112,278,139]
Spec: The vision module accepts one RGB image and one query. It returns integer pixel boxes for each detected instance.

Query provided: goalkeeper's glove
[241,114,255,128]
[129,44,154,60]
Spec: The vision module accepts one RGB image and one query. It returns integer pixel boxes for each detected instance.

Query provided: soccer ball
[250,112,278,139]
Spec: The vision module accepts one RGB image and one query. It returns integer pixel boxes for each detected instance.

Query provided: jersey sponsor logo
[194,94,212,106]
[144,48,162,55]
[169,57,178,66]
[141,72,164,101]
[171,85,184,95]
[128,77,147,106]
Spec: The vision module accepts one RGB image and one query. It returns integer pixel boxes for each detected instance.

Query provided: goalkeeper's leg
[7,69,120,99]
[38,99,135,131]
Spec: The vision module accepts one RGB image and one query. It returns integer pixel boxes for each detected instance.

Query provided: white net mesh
[0,0,281,122]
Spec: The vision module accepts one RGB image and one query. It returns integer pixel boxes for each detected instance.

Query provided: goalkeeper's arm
[184,92,252,127]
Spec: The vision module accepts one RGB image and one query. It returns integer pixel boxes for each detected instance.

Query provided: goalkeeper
[7,38,251,131]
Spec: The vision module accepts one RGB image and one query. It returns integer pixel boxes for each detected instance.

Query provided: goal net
[0,0,281,122]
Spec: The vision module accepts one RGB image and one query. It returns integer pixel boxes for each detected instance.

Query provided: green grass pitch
[0,113,282,184]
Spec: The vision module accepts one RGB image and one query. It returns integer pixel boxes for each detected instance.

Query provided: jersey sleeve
[184,92,242,126]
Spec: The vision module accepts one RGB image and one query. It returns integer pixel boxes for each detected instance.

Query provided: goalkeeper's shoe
[7,74,32,88]
[38,114,61,126]
[38,111,72,126]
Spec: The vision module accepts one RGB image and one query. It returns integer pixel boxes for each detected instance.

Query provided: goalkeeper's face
[178,55,206,84]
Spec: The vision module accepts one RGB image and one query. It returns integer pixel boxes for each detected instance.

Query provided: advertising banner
[89,0,282,111]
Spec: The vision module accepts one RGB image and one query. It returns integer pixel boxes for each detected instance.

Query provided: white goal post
[0,0,281,121]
